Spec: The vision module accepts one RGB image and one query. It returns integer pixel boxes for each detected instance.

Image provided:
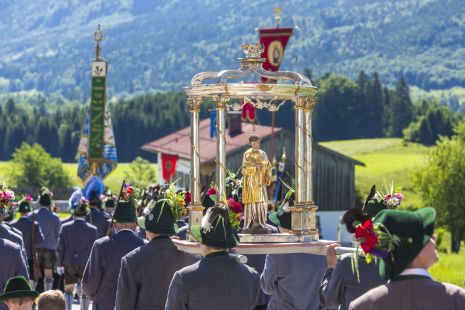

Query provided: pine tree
[388,76,414,137]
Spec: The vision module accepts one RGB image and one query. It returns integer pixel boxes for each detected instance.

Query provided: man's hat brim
[138,216,179,235]
[0,290,39,302]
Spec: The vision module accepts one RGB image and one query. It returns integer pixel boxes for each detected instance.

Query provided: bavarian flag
[77,60,117,182]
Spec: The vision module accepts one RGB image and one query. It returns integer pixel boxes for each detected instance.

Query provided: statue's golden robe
[242,148,272,229]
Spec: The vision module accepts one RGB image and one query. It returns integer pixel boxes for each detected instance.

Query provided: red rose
[355,219,378,253]
[207,187,217,196]
[126,187,134,195]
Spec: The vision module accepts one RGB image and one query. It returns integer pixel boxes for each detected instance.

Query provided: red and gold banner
[241,27,293,122]
[161,153,178,182]
[258,27,294,82]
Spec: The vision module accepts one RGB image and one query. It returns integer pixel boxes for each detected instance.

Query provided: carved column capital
[187,98,202,112]
[304,98,316,112]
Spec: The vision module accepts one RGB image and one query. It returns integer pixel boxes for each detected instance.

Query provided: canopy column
[304,98,319,240]
[187,98,203,240]
[291,98,310,235]
[215,98,228,199]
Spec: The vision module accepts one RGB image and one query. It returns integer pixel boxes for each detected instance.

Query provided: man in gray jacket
[57,200,98,310]
[261,192,326,310]
[0,239,29,310]
[82,197,146,310]
[10,197,45,287]
[31,187,61,291]
[165,207,260,310]
[116,198,199,309]
[350,208,465,310]
[85,192,110,239]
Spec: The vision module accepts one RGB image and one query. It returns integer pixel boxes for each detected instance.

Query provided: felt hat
[38,187,52,207]
[89,191,102,208]
[343,185,389,234]
[113,200,137,223]
[17,197,33,213]
[269,191,295,229]
[374,207,436,280]
[191,207,239,248]
[0,276,39,301]
[138,199,178,235]
[74,198,90,216]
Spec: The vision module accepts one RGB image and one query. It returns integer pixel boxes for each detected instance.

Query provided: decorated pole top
[184,43,316,109]
[94,25,103,60]
[274,6,283,28]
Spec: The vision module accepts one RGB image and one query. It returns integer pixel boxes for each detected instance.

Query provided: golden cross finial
[274,6,283,28]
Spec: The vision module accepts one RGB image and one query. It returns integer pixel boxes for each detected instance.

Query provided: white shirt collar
[74,218,85,221]
[399,268,432,279]
[20,215,29,219]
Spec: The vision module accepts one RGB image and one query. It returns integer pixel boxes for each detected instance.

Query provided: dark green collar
[205,251,228,258]
[391,274,432,282]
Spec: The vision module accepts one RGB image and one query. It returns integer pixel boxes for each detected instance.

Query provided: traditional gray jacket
[10,217,45,260]
[116,236,199,310]
[85,207,110,238]
[165,251,260,310]
[319,254,384,310]
[0,223,28,269]
[82,229,146,310]
[30,207,61,250]
[57,218,98,267]
[350,275,465,310]
[0,239,28,310]
[261,253,326,310]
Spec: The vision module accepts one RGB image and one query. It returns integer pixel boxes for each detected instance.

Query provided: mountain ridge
[0,0,464,100]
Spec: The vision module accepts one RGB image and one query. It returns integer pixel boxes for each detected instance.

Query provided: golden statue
[242,133,272,233]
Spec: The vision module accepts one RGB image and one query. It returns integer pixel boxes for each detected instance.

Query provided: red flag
[161,153,178,182]
[241,99,256,122]
[258,27,294,82]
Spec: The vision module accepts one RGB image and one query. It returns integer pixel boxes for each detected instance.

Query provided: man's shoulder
[177,260,201,276]
[93,235,111,247]
[350,284,389,308]
[0,238,21,251]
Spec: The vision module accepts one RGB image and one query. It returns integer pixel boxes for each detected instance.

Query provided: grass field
[320,138,429,209]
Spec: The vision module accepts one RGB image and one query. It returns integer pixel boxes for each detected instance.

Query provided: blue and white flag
[77,103,118,182]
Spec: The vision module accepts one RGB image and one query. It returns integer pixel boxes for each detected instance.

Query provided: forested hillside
[0,0,464,100]
[0,72,461,162]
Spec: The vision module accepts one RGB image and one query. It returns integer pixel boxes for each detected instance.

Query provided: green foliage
[403,102,457,145]
[123,157,157,189]
[387,77,414,137]
[8,143,72,190]
[415,123,465,252]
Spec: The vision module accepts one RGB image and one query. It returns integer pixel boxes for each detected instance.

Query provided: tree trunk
[451,230,461,253]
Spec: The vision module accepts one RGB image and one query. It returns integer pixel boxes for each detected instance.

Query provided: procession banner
[77,61,117,182]
[161,153,178,182]
[258,27,294,82]
[242,27,294,121]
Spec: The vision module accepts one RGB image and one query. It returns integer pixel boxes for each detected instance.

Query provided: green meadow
[321,138,429,210]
